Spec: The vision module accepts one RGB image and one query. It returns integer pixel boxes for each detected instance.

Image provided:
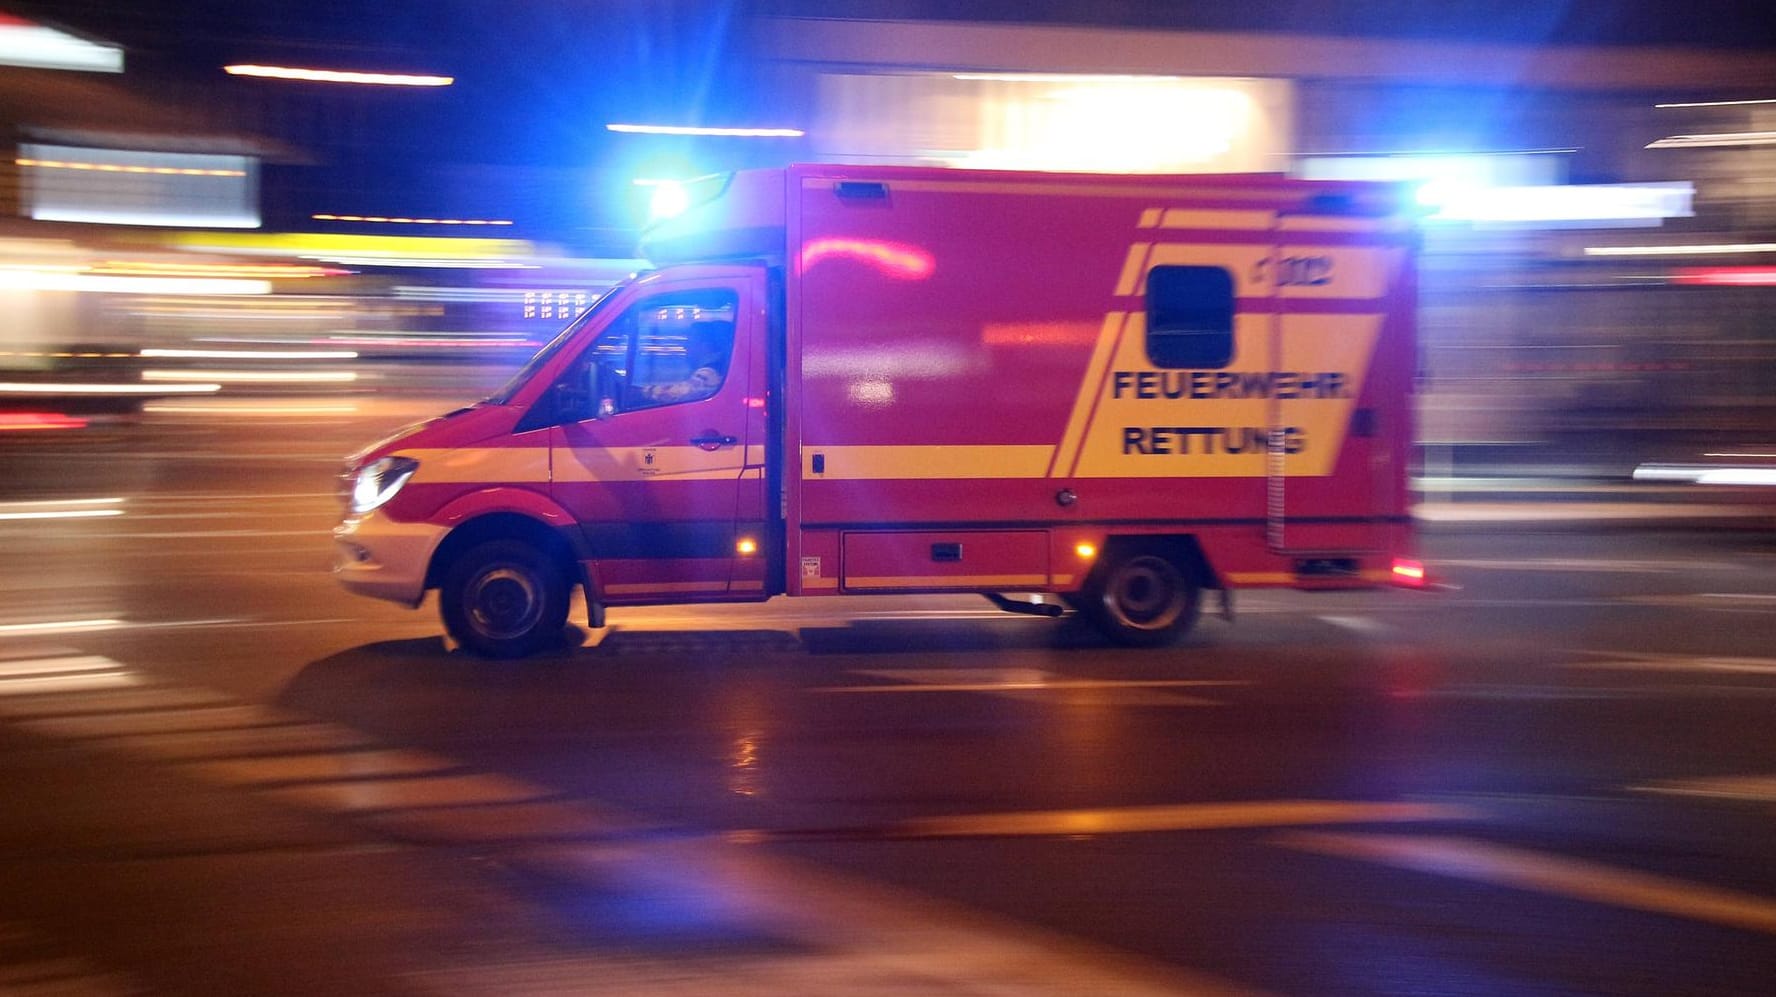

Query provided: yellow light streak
[314,214,512,226]
[15,157,245,177]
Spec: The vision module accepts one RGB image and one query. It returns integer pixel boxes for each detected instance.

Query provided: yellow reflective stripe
[1051,311,1128,477]
[1072,313,1385,479]
[403,447,548,484]
[1115,245,1152,297]
[1275,246,1405,300]
[1131,243,1403,300]
[801,177,1300,201]
[847,574,1048,589]
[1278,216,1410,234]
[554,446,744,483]
[603,581,729,595]
[1225,572,1297,584]
[1157,208,1273,230]
[801,576,840,590]
[805,445,1053,480]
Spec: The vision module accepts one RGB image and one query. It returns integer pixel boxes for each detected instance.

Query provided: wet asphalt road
[3,397,1776,995]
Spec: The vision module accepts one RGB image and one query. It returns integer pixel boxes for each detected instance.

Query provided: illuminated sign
[20,144,259,229]
[812,72,1292,174]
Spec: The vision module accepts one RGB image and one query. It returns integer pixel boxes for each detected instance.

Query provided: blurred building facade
[5,6,1776,461]
[749,17,1776,464]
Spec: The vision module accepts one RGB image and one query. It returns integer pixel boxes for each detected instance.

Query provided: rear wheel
[1081,548,1201,647]
[439,539,570,658]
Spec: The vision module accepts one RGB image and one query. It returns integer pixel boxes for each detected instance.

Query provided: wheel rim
[1102,555,1187,631]
[465,565,544,640]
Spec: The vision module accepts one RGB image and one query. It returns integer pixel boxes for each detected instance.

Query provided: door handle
[690,432,739,451]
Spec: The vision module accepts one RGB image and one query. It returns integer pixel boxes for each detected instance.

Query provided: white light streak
[1647,131,1776,149]
[0,382,221,395]
[607,123,804,138]
[0,508,125,521]
[1586,243,1776,257]
[141,369,358,384]
[1695,469,1776,486]
[27,209,262,229]
[225,64,453,87]
[0,270,270,294]
[955,72,1191,83]
[1425,182,1692,225]
[0,618,122,637]
[144,401,361,416]
[1656,97,1776,108]
[139,348,359,360]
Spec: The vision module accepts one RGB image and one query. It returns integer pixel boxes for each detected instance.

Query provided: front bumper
[332,511,446,607]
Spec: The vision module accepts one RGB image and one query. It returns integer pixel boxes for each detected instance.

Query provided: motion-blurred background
[2,0,1773,477]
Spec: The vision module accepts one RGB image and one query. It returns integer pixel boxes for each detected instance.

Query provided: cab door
[550,273,761,604]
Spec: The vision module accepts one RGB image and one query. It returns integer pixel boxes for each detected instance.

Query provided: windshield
[485,283,634,405]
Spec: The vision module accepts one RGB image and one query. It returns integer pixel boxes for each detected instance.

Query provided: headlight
[347,456,419,514]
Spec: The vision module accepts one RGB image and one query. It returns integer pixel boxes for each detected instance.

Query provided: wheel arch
[424,511,582,592]
[1090,533,1221,592]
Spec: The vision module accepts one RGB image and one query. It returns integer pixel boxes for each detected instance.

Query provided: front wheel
[439,539,570,658]
[1081,549,1201,647]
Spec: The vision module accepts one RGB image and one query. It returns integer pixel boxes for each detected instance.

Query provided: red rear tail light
[1390,558,1428,587]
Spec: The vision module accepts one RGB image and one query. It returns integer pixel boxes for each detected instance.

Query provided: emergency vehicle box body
[334,164,1418,653]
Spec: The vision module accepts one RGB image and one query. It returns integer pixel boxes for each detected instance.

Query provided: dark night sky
[7,1,1771,238]
[16,1,1776,51]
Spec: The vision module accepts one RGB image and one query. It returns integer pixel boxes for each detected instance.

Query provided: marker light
[1391,558,1428,587]
[737,538,759,555]
[1075,543,1098,560]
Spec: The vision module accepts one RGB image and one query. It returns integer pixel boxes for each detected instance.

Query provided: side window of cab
[577,289,738,414]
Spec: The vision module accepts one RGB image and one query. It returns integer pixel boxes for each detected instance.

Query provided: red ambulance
[334,165,1420,656]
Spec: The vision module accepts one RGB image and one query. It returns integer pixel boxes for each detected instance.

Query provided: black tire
[439,538,570,658]
[1081,548,1201,647]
